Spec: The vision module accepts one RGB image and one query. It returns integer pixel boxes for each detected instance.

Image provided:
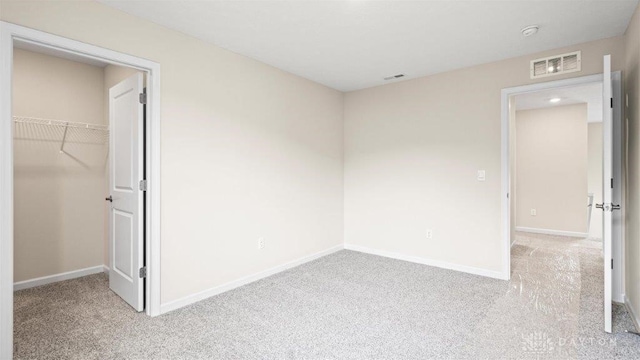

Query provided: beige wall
[625,2,640,325]
[12,48,106,282]
[515,104,588,234]
[344,36,624,273]
[0,0,344,304]
[588,122,603,239]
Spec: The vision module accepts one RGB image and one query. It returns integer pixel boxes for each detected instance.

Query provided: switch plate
[477,170,486,181]
[530,209,537,216]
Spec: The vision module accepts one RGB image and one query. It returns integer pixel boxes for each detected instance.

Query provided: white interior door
[601,55,613,333]
[108,73,145,312]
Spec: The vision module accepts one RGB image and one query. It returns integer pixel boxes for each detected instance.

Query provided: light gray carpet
[14,233,640,359]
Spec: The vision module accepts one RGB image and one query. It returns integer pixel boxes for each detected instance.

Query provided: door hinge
[139,92,147,105]
[611,259,614,270]
[611,178,614,189]
[139,179,148,191]
[611,97,613,109]
[139,266,147,278]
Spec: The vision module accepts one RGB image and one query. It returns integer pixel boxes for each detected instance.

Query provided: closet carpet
[13,233,640,359]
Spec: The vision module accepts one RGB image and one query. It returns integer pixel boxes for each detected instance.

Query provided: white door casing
[108,73,144,312]
[602,54,613,333]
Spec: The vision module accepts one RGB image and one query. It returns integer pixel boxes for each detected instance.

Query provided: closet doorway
[12,48,145,306]
[0,22,162,358]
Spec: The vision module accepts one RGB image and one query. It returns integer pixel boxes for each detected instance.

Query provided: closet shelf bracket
[59,122,69,154]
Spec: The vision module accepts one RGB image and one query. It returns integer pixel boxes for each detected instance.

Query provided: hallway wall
[515,104,588,235]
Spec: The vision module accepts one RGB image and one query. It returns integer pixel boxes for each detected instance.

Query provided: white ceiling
[515,82,603,122]
[98,0,638,92]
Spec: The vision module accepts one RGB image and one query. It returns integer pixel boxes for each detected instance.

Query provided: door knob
[105,196,113,202]
[596,203,621,211]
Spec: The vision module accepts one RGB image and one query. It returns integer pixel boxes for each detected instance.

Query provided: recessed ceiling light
[521,25,539,37]
[549,97,561,103]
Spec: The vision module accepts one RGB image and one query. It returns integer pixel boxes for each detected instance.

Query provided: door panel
[108,73,144,312]
[113,210,133,280]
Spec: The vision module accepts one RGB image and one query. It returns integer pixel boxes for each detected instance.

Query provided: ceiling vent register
[530,51,581,79]
[384,74,405,81]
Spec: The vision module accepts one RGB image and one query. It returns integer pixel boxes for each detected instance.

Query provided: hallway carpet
[14,233,640,359]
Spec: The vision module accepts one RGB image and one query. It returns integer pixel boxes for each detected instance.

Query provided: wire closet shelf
[13,116,109,153]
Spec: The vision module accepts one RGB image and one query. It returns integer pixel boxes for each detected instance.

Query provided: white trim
[0,21,162,359]
[515,226,589,238]
[613,292,624,305]
[103,265,110,275]
[0,21,13,360]
[344,243,507,280]
[13,266,105,291]
[625,295,640,332]
[500,82,511,281]
[160,245,344,314]
[146,38,162,319]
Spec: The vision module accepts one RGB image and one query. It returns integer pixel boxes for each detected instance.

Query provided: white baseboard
[160,244,344,314]
[343,243,507,280]
[625,295,640,332]
[14,265,106,291]
[516,226,588,238]
[103,265,110,275]
[614,291,624,304]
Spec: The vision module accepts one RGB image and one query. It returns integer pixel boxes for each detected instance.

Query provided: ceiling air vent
[384,74,405,81]
[530,51,581,79]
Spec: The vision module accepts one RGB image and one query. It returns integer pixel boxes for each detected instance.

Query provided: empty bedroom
[3,0,640,359]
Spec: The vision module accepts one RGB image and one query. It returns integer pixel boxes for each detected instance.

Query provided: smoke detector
[521,25,539,37]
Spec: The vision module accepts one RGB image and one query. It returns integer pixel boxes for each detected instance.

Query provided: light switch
[477,170,486,181]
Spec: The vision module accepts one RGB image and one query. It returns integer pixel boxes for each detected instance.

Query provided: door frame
[0,21,162,358]
[500,72,624,298]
